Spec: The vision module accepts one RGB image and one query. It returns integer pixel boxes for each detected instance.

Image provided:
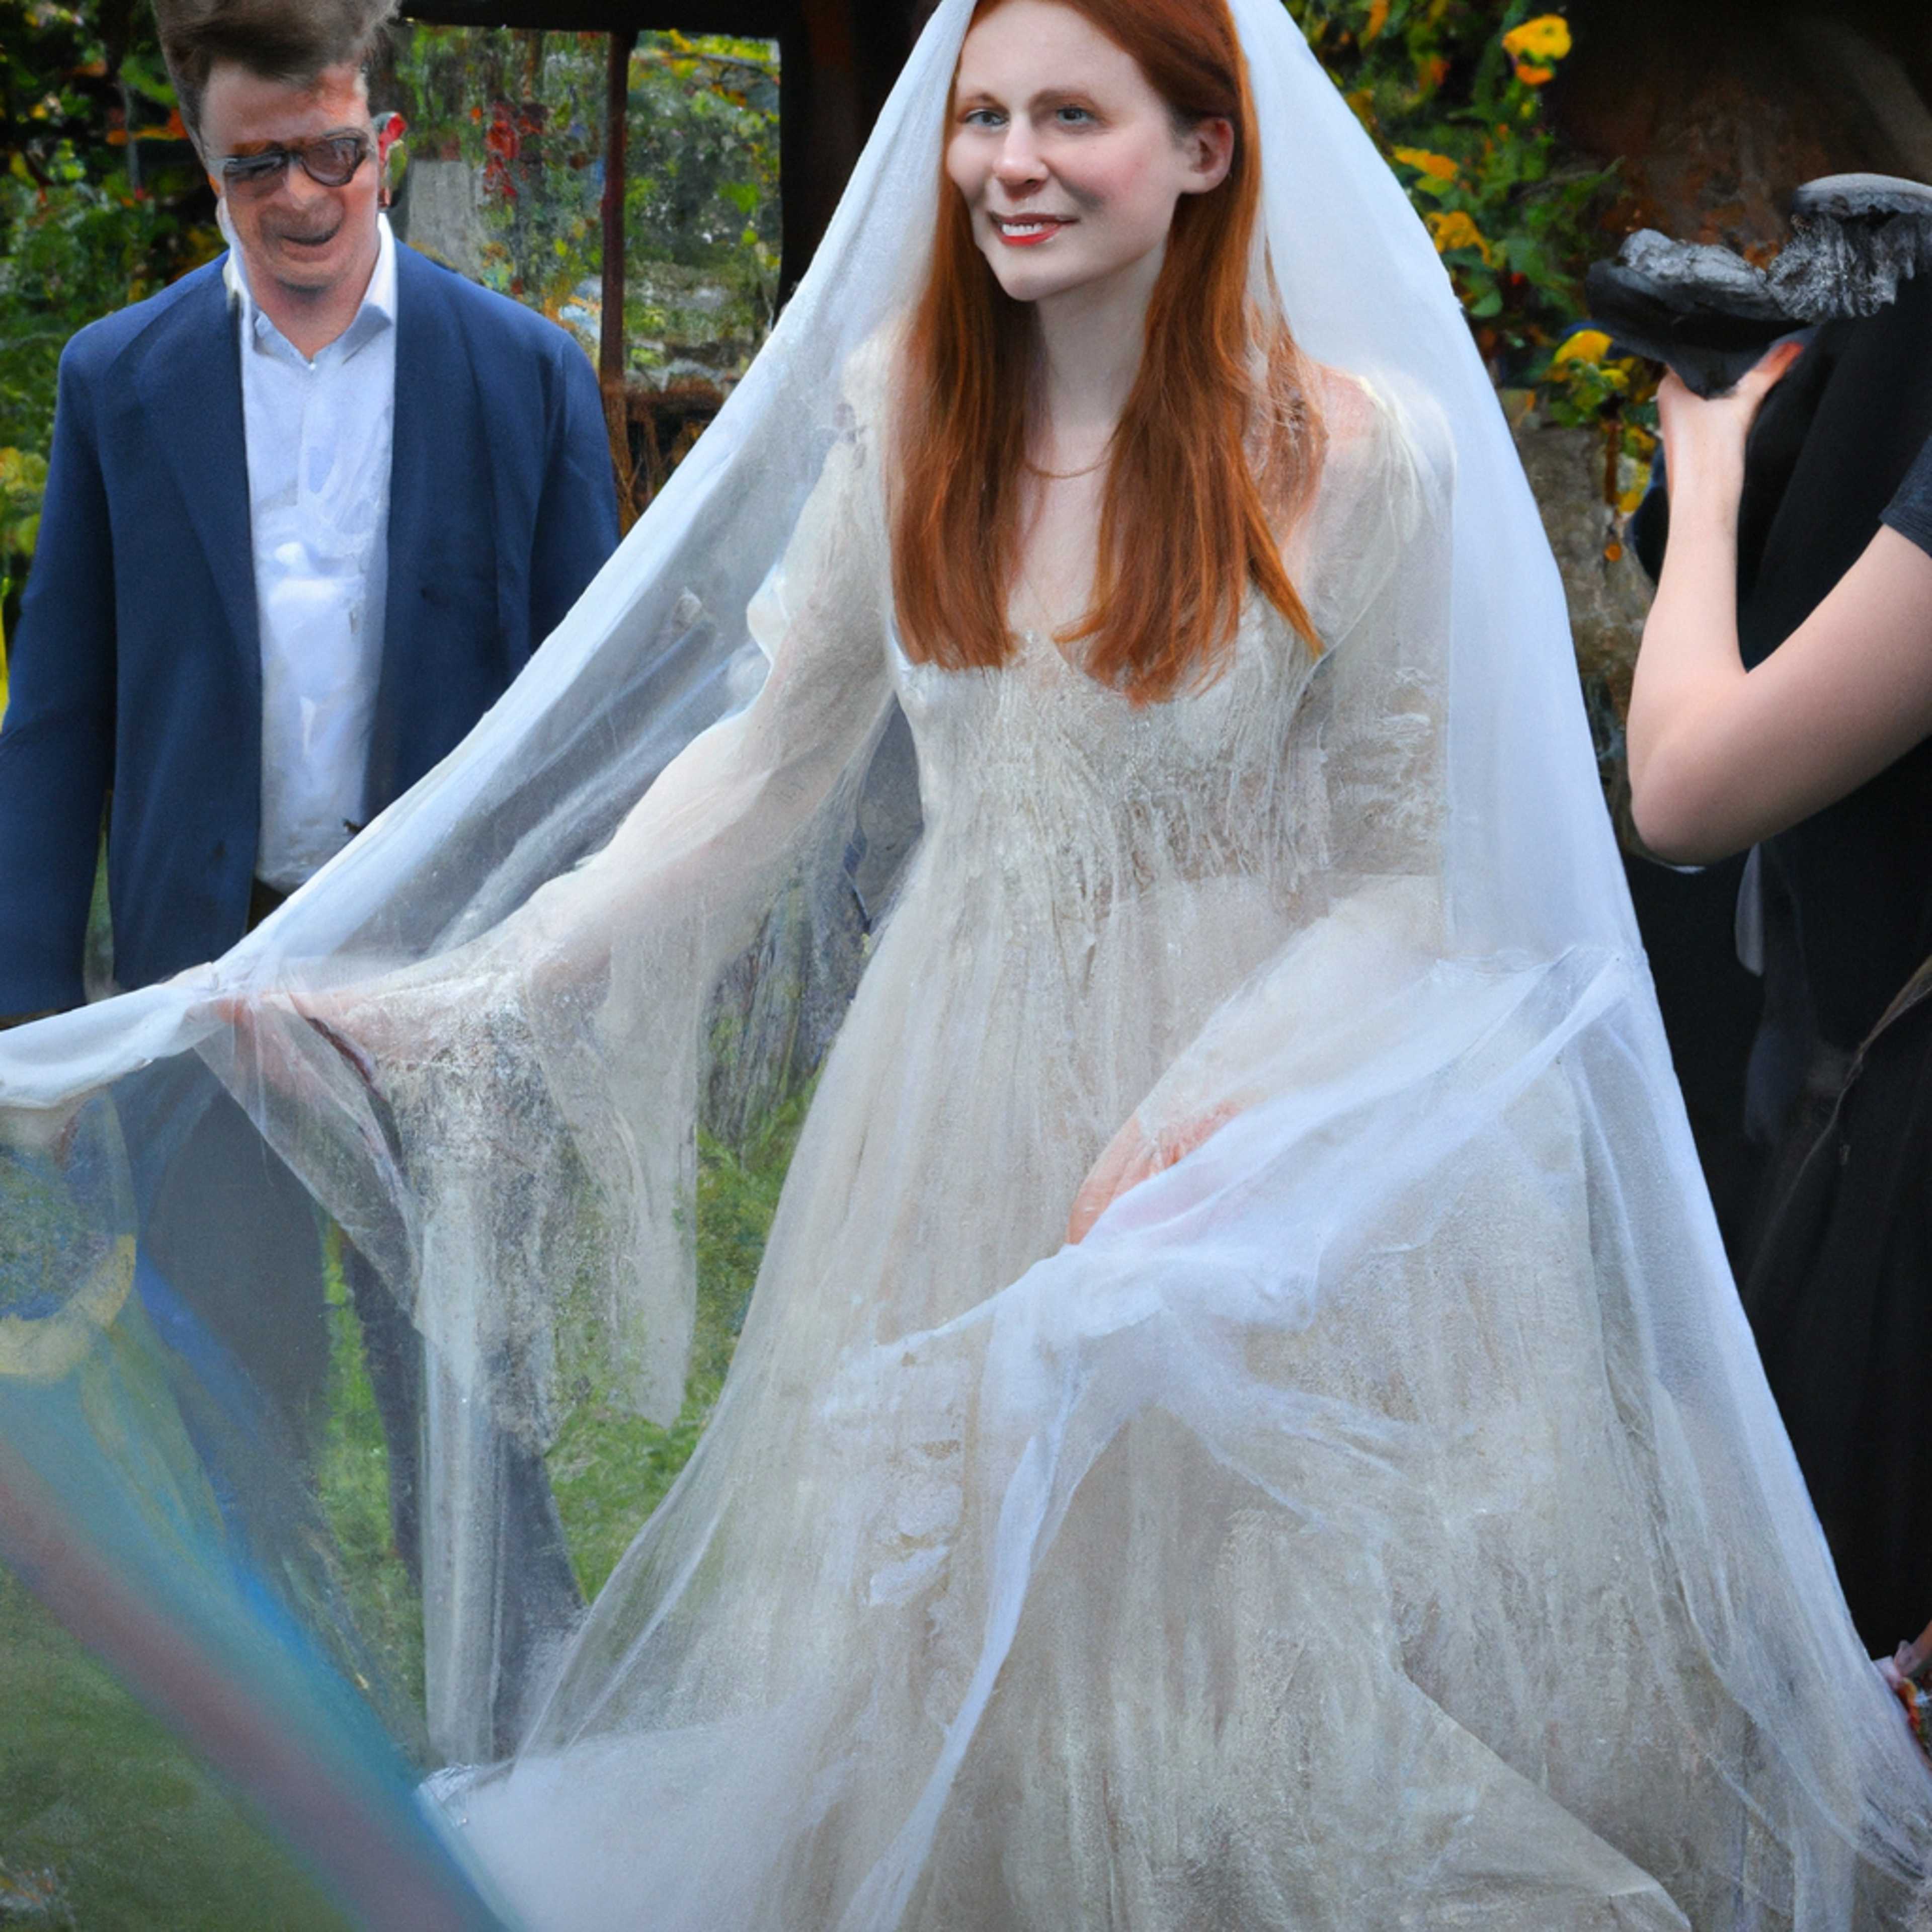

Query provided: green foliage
[0,173,209,450]
[1537,327,1658,485]
[1294,0,1642,433]
[0,446,43,560]
[627,33,780,319]
[0,1,214,631]
[389,27,780,368]
[1294,1,1596,353]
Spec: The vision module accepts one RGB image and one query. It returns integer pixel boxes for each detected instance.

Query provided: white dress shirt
[222,206,398,892]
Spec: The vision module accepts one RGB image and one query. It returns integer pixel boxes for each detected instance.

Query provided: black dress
[1627,276,1932,1274]
[1742,422,1932,1653]
[1737,279,1932,1075]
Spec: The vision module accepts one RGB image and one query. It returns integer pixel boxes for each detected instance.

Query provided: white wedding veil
[4,0,1930,1922]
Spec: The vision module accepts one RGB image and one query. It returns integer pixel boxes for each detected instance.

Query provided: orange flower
[1503,14,1570,86]
[1425,210,1492,262]
[1501,14,1573,61]
[1551,328,1612,366]
[1393,146,1458,182]
[1364,0,1390,42]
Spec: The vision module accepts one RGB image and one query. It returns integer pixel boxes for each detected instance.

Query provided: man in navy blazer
[0,0,618,1746]
[0,51,616,1018]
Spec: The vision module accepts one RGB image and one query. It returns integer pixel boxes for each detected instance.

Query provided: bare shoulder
[838,316,913,432]
[1274,362,1454,580]
[1311,362,1380,449]
[1311,362,1455,515]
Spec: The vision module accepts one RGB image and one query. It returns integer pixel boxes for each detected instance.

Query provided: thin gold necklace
[1024,435,1113,482]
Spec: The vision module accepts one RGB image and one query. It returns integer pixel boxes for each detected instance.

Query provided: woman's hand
[1627,338,1808,862]
[1633,327,1932,862]
[1066,1101,1240,1244]
[1654,340,1806,499]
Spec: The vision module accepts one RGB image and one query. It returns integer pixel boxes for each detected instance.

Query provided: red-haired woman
[39,0,1931,1916]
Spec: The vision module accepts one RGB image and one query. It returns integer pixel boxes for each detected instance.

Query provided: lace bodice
[895,609,1319,919]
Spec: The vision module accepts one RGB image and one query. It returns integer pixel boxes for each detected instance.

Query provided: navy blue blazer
[0,243,618,1014]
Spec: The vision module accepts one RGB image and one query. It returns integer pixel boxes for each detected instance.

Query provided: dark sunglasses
[219,130,373,195]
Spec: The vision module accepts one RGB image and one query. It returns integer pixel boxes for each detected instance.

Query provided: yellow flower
[1552,329,1613,365]
[1502,14,1573,61]
[1393,146,1458,182]
[1425,210,1492,262]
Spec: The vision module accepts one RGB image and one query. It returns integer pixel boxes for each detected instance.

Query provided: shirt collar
[221,204,397,364]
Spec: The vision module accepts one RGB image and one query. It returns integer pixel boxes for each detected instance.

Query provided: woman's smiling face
[945,0,1232,308]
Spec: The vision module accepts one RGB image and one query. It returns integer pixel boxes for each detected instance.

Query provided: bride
[2,0,1929,1922]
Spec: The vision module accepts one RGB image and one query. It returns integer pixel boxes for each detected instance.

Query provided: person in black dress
[1628,316,1932,1666]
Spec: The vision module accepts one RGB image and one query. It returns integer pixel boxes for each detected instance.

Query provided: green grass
[546,1083,812,1600]
[303,1084,812,1614]
[0,1567,350,1931]
[313,1227,427,1721]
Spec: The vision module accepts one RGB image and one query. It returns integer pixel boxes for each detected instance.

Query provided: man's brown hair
[153,0,398,145]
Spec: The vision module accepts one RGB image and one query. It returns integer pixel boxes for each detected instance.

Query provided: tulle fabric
[3,0,1930,1923]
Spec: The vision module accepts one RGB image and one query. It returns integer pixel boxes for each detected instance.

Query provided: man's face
[199,59,381,305]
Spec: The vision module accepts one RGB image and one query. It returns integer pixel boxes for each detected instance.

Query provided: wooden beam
[599,28,633,391]
[403,0,790,35]
[600,27,640,528]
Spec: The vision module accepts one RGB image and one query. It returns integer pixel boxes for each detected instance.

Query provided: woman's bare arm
[1627,350,1932,864]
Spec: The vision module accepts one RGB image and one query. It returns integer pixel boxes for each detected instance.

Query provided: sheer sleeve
[521,339,896,1391]
[517,354,897,982]
[511,337,897,1375]
[1124,372,1455,1151]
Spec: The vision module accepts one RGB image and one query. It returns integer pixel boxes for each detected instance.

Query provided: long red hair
[891,0,1324,704]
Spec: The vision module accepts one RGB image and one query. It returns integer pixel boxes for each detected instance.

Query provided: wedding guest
[0,0,617,1731]
[1629,337,1932,1655]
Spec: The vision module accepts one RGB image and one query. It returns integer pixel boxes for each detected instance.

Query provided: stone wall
[391,158,488,281]
[1557,1,1932,254]
[1514,422,1653,816]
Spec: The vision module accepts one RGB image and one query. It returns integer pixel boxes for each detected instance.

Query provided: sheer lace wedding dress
[2,0,1930,1924]
[403,354,1907,1930]
[429,355,1758,1926]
